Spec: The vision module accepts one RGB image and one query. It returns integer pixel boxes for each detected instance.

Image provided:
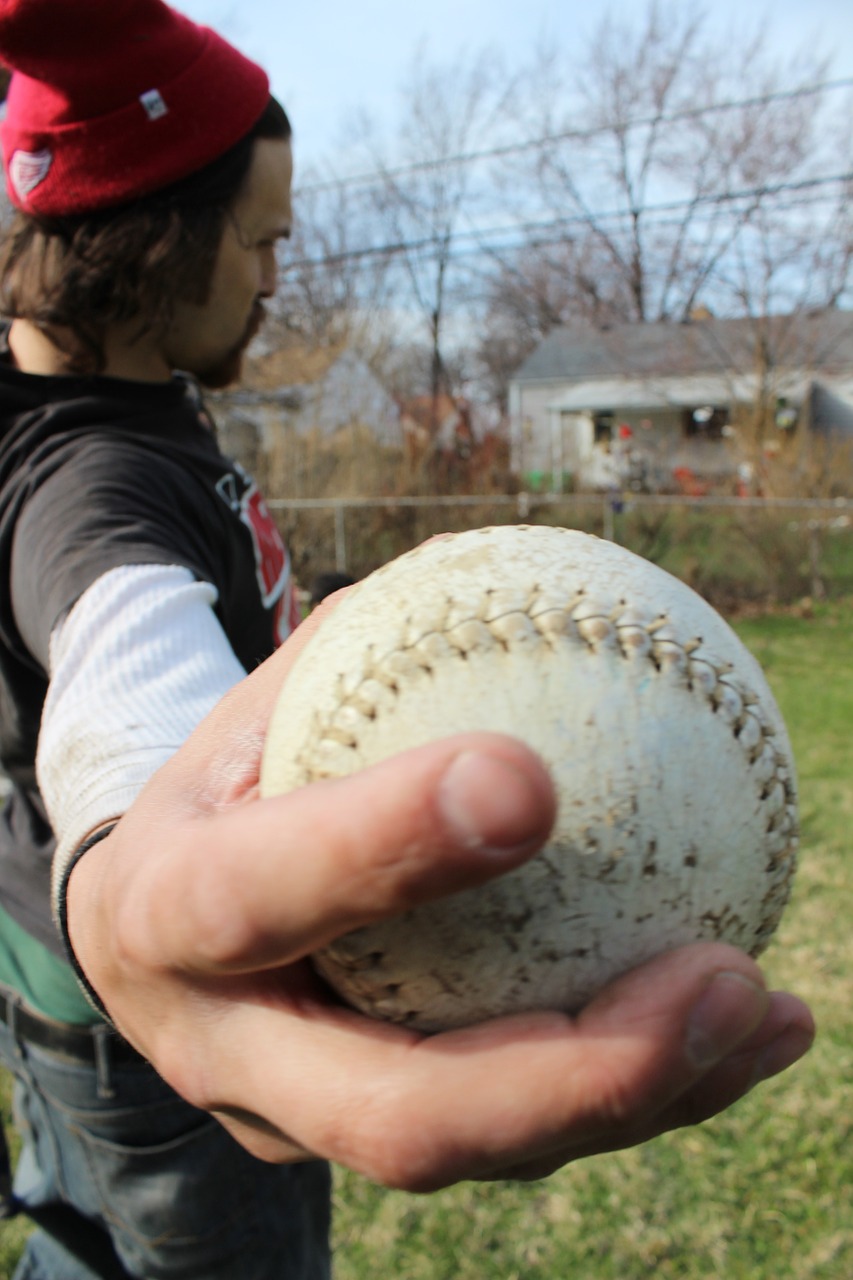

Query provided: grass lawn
[2,600,851,1278]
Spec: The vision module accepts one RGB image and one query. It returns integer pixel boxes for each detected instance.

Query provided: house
[508,310,853,493]
[211,346,402,470]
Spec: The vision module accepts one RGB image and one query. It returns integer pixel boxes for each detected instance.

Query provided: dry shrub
[253,421,853,608]
[259,423,407,500]
[260,421,514,586]
[728,403,853,501]
[278,499,522,588]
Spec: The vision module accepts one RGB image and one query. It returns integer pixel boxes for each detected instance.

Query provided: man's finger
[174,943,793,1190]
[490,988,816,1179]
[129,733,557,974]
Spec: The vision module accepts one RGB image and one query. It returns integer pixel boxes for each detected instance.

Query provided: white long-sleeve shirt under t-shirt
[37,563,247,895]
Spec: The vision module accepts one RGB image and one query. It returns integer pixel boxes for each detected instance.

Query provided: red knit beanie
[0,0,271,216]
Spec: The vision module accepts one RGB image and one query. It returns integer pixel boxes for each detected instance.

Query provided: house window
[593,411,615,444]
[684,406,727,439]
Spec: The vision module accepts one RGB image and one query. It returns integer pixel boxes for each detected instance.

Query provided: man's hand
[67,602,815,1191]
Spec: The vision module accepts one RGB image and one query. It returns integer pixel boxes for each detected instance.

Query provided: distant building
[211,347,402,470]
[508,310,853,492]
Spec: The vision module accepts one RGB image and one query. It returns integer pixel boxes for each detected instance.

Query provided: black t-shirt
[0,334,294,955]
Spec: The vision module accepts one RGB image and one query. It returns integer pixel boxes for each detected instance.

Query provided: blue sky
[181,0,853,169]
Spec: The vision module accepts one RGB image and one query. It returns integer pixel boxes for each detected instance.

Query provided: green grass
[330,598,853,1280]
[0,1077,29,1277]
[2,601,851,1277]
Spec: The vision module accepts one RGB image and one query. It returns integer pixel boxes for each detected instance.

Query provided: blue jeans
[0,1018,332,1279]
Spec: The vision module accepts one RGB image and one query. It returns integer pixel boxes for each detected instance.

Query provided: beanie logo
[9,149,52,202]
[140,89,168,122]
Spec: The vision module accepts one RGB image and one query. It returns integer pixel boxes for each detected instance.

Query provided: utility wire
[294,78,853,197]
[282,169,853,274]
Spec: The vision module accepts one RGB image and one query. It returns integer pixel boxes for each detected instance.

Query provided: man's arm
[37,563,246,903]
[62,601,815,1189]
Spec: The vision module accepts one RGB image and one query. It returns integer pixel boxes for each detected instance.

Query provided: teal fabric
[0,901,98,1024]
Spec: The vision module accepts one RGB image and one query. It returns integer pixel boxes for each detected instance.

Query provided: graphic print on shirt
[215,464,299,645]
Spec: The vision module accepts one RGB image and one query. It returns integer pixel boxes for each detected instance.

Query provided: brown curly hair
[0,96,291,374]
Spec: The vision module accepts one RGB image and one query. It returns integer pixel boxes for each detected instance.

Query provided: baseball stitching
[296,589,797,944]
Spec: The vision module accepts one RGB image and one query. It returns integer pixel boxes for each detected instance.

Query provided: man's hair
[0,96,291,374]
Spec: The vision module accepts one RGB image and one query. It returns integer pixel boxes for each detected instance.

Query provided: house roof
[547,372,813,414]
[513,310,853,386]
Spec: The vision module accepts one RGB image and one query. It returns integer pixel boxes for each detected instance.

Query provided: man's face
[164,137,293,388]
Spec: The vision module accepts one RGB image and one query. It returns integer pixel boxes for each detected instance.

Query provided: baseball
[260,525,798,1032]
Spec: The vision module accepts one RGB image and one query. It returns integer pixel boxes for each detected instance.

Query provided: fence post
[334,504,347,572]
[808,524,827,600]
[603,497,614,542]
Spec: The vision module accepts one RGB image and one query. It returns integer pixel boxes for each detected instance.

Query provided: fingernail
[686,971,769,1070]
[439,750,545,855]
[751,1024,816,1086]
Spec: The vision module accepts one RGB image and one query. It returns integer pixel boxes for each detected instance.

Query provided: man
[0,1,815,1278]
[0,3,326,1275]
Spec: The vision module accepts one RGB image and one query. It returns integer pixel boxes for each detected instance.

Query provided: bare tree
[269,176,391,354]
[472,235,637,410]
[502,1,843,324]
[263,0,852,435]
[352,47,515,421]
[463,0,852,417]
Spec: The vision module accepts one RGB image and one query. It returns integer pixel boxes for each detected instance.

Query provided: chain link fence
[2,494,847,799]
[268,492,853,613]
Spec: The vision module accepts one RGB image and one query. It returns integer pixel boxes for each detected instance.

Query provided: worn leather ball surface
[260,525,798,1031]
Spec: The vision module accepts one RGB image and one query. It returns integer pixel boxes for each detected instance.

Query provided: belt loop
[92,1025,116,1100]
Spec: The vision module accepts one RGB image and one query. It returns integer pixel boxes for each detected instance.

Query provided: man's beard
[196,300,265,389]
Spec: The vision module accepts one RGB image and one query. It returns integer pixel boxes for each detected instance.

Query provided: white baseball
[261,525,798,1032]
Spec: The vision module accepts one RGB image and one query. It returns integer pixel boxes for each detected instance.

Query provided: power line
[281,170,853,275]
[294,78,853,197]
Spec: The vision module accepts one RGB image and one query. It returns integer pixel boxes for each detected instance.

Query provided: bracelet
[56,822,119,1019]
